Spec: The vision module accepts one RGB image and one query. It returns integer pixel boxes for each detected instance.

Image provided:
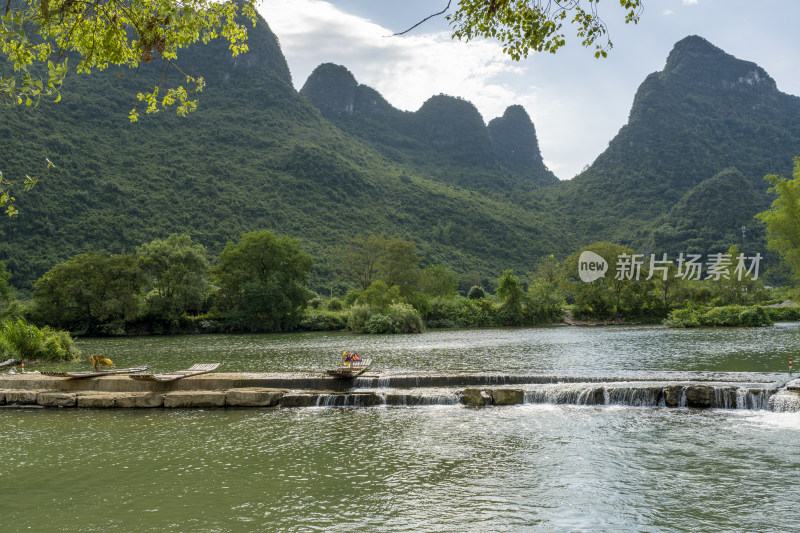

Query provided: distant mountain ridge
[300,63,559,190]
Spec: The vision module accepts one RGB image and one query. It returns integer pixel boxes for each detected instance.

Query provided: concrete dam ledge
[0,370,790,393]
[0,372,797,410]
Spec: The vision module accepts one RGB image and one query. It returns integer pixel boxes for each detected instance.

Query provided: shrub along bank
[0,319,79,362]
[663,306,773,328]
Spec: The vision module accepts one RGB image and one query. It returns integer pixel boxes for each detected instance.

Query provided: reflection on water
[1,406,798,532]
[62,322,800,374]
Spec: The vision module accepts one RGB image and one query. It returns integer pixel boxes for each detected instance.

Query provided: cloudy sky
[258,0,800,180]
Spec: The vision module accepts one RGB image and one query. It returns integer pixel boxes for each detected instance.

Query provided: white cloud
[662,9,674,16]
[682,0,698,5]
[260,0,530,123]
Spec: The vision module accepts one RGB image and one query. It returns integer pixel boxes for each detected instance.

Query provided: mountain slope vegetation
[0,15,562,292]
[1,25,797,293]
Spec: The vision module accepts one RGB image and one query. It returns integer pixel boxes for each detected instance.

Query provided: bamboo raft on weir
[41,366,151,379]
[130,363,221,382]
[327,359,372,379]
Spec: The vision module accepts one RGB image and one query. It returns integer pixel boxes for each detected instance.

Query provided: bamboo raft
[129,363,220,382]
[41,366,151,379]
[327,359,372,379]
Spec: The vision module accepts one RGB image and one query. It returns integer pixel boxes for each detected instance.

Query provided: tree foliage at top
[0,0,257,216]
[446,0,643,60]
[1,0,256,115]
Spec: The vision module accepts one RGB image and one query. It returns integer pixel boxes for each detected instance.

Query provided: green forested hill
[0,15,562,292]
[1,25,797,293]
[650,168,767,254]
[540,35,800,249]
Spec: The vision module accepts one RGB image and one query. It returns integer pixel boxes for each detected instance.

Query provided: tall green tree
[340,234,387,290]
[215,230,313,332]
[496,269,524,325]
[534,254,563,286]
[380,237,420,290]
[418,264,459,297]
[525,278,565,324]
[33,252,145,334]
[339,234,421,292]
[757,157,800,279]
[137,233,210,322]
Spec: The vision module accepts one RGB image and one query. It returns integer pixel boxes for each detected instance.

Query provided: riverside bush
[425,296,464,329]
[386,303,424,333]
[458,298,499,328]
[364,314,397,334]
[346,304,374,332]
[299,310,347,331]
[664,306,773,328]
[766,306,800,321]
[663,308,701,328]
[0,319,79,361]
[737,306,772,327]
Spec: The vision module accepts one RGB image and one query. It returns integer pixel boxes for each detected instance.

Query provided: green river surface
[3,324,800,531]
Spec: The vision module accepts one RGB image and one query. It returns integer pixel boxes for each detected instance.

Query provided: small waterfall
[678,389,687,408]
[314,392,385,407]
[735,388,772,410]
[520,383,779,410]
[525,384,665,407]
[525,384,605,406]
[312,390,458,407]
[301,376,788,411]
[769,390,800,413]
[383,391,459,406]
[604,386,664,407]
[713,387,737,409]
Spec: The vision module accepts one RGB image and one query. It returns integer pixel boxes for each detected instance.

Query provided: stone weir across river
[1,371,799,411]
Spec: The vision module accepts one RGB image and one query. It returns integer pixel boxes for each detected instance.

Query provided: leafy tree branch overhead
[395,0,644,60]
[1,0,257,116]
[0,0,257,215]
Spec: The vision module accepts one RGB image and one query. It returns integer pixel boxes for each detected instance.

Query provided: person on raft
[342,351,362,365]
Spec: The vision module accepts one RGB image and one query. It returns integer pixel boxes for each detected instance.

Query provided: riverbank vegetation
[664,306,773,328]
[1,225,798,336]
[0,319,78,362]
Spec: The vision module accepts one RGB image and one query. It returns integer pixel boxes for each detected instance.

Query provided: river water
[2,325,800,531]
